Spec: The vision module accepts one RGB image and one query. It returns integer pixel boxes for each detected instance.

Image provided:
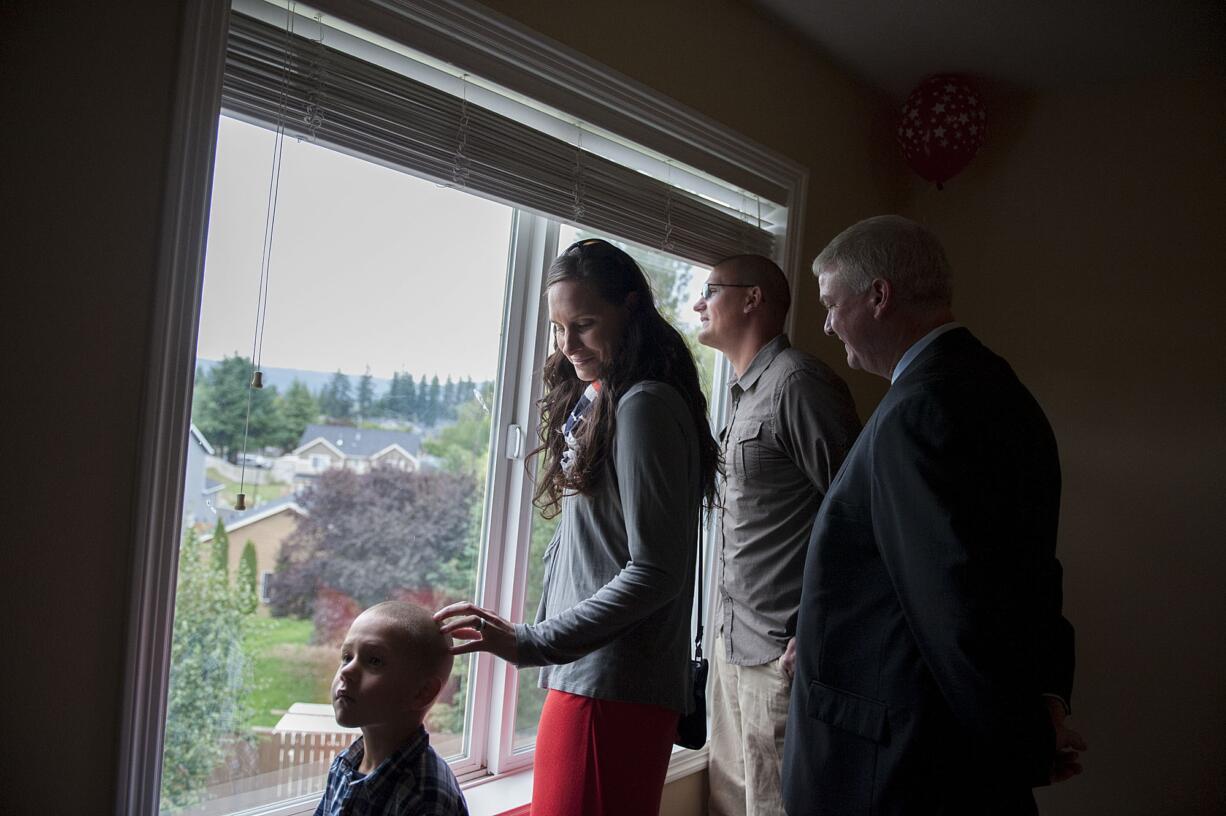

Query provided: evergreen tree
[401,373,417,420]
[320,370,354,420]
[194,355,278,460]
[357,366,375,419]
[383,371,416,420]
[442,376,457,420]
[380,372,399,418]
[416,375,429,425]
[407,370,421,416]
[236,541,259,614]
[274,379,319,450]
[425,375,442,426]
[210,518,230,576]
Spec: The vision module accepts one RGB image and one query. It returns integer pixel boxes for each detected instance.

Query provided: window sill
[218,746,705,816]
[464,745,708,816]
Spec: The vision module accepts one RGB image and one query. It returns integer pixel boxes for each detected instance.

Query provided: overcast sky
[200,116,514,381]
[198,116,706,383]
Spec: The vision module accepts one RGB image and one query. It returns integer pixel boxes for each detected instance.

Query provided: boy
[315,601,469,816]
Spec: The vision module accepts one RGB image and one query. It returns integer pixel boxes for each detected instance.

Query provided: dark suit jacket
[783,328,1074,816]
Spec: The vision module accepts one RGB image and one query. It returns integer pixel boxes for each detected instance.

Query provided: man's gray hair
[811,215,953,307]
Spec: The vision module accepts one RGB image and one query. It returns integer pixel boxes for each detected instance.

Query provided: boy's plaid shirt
[313,728,468,816]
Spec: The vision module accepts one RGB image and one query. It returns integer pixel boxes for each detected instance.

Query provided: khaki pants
[707,638,792,816]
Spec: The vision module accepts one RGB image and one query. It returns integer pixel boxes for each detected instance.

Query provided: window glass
[510,225,715,751]
[161,115,513,814]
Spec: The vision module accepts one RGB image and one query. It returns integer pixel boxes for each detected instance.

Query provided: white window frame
[117,1,807,814]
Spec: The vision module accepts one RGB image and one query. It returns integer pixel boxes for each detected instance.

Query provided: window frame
[118,1,807,814]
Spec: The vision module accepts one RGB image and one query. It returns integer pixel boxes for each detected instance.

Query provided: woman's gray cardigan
[514,380,701,714]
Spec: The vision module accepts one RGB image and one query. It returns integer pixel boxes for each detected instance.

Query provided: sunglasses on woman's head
[565,238,613,253]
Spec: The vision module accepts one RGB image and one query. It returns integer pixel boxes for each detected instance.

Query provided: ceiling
[750,0,1226,99]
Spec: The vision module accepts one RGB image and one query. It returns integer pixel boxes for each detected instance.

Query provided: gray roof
[214,492,301,528]
[189,423,215,455]
[296,424,422,458]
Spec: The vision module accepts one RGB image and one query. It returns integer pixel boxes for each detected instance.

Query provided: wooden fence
[195,728,350,811]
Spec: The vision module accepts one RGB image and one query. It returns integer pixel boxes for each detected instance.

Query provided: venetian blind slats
[222,12,773,267]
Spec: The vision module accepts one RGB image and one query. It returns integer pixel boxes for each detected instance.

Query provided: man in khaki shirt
[695,255,861,816]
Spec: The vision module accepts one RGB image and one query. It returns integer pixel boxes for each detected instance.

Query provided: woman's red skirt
[531,689,680,816]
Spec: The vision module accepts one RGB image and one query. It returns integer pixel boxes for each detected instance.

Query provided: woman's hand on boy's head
[434,602,520,665]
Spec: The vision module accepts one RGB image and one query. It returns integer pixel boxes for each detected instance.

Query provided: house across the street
[290,424,422,478]
[203,497,306,609]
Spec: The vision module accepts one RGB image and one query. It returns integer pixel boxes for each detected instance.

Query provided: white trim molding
[119,2,807,814]
[116,0,231,814]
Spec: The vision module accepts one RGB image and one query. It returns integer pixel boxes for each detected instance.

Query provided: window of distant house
[154,1,784,813]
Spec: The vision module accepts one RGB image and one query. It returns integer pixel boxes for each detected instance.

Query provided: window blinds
[221,10,775,267]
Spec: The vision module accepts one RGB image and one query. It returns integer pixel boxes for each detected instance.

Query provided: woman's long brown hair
[531,239,720,518]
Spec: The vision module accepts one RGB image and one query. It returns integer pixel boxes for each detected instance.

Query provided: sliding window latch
[505,424,525,460]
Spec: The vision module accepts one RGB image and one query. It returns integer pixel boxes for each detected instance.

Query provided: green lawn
[243,616,336,728]
[207,468,294,510]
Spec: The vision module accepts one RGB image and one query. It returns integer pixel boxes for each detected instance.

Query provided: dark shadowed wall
[3,1,184,814]
[901,78,1226,816]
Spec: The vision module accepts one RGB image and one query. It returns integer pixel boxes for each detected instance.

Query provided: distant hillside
[195,360,393,396]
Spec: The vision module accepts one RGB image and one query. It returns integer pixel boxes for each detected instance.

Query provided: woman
[435,238,719,815]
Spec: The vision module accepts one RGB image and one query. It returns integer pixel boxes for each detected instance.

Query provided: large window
[124,0,803,814]
[159,106,720,808]
[162,116,516,813]
[163,117,724,813]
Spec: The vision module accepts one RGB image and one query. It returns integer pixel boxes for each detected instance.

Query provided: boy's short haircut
[366,600,455,687]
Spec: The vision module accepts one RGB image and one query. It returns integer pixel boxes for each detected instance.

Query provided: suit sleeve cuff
[1042,692,1071,716]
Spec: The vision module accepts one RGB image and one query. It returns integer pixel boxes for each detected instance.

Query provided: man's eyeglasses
[701,282,756,300]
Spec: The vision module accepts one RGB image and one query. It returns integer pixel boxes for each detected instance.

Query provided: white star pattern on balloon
[896,74,986,187]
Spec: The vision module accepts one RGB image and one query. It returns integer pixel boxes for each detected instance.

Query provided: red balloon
[897,75,986,188]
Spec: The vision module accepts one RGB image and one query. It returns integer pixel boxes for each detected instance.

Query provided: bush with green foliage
[160,528,255,811]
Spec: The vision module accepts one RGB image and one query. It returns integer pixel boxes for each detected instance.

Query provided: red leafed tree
[269,464,477,628]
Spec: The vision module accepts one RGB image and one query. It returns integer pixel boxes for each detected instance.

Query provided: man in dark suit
[782,216,1084,815]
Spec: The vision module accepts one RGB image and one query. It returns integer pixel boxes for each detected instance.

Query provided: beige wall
[3,1,894,813]
[217,510,302,606]
[661,769,708,816]
[373,448,414,469]
[900,77,1226,815]
[486,0,906,380]
[298,441,339,460]
[17,1,1214,814]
